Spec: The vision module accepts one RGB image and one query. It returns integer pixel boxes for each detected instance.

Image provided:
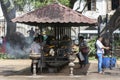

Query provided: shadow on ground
[0,63,90,76]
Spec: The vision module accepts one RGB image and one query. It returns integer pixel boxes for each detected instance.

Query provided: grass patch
[0,53,9,59]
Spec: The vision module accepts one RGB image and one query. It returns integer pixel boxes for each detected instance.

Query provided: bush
[0,53,9,59]
[87,37,97,57]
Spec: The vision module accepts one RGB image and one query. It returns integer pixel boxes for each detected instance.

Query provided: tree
[0,0,70,40]
[0,0,16,40]
[100,7,120,51]
[27,0,70,9]
[101,7,120,36]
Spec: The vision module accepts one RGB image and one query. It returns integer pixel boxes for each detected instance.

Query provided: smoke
[5,32,32,59]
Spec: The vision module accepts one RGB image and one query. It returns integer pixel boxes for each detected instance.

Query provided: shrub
[87,37,97,57]
[0,53,8,59]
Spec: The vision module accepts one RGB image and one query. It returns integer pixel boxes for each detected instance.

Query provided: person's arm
[100,41,110,50]
[102,46,110,50]
[97,40,110,50]
[27,30,30,33]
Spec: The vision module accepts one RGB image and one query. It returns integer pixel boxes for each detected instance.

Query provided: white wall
[73,0,108,19]
[0,4,3,19]
[96,0,107,15]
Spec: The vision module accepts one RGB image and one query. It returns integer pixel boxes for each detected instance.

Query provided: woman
[79,36,89,68]
[96,36,110,74]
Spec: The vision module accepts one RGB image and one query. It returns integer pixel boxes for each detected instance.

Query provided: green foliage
[13,0,70,11]
[58,0,70,6]
[114,39,120,47]
[1,0,15,12]
[32,0,70,9]
[0,54,9,59]
[87,37,97,56]
[3,0,9,4]
[0,53,29,59]
[14,0,26,11]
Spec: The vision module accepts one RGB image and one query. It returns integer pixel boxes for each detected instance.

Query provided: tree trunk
[101,7,120,36]
[100,6,120,55]
[0,0,16,40]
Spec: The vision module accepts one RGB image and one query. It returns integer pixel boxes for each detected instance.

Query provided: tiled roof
[12,3,97,26]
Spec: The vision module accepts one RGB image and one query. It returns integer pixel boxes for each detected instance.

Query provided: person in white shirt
[96,36,110,74]
[30,37,42,73]
[31,37,41,54]
[0,36,3,46]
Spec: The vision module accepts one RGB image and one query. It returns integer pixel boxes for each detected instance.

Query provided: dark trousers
[76,53,89,67]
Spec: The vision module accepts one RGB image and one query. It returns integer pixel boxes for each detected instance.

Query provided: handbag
[80,47,90,53]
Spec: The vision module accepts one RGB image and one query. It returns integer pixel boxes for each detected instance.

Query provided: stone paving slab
[0,59,120,80]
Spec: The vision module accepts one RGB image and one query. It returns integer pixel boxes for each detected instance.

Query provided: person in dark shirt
[27,28,35,38]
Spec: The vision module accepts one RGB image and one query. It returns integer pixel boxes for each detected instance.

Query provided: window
[87,0,96,11]
[112,0,119,10]
[87,0,91,10]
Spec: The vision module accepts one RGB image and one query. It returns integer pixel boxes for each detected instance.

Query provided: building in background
[72,0,120,39]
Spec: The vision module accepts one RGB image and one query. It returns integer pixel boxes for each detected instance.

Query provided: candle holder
[29,54,41,76]
[68,52,76,76]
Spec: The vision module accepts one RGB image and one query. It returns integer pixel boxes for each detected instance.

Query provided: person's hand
[106,47,110,50]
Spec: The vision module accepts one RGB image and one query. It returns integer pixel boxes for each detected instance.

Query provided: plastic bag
[78,52,85,61]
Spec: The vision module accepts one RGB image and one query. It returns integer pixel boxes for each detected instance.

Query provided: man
[27,28,35,38]
[96,36,110,74]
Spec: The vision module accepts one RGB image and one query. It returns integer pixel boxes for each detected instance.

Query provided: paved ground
[0,59,120,80]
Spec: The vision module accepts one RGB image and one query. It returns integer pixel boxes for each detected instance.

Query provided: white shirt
[0,37,3,44]
[31,42,41,54]
[96,40,104,54]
